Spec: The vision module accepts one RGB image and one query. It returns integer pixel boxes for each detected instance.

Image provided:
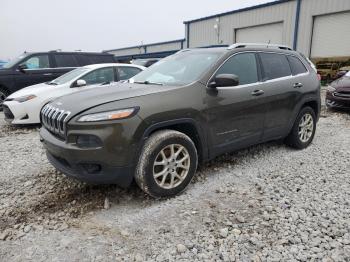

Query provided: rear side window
[88,55,115,64]
[215,53,258,85]
[75,54,91,66]
[287,56,307,75]
[118,67,142,80]
[54,54,79,67]
[259,53,292,80]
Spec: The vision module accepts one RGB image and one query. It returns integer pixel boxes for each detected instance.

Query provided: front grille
[41,104,71,139]
[334,92,350,98]
[3,105,14,120]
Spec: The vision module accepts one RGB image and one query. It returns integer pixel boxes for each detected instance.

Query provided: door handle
[43,73,53,76]
[251,90,265,96]
[293,83,303,88]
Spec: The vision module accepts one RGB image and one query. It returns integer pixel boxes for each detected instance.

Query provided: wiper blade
[134,80,163,86]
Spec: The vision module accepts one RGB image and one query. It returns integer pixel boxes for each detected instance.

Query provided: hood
[7,82,57,98]
[330,76,350,92]
[49,82,169,117]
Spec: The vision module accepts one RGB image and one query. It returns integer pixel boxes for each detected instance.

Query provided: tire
[285,106,316,149]
[135,130,198,198]
[0,87,10,111]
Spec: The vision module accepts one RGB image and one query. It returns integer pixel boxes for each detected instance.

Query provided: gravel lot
[0,103,349,261]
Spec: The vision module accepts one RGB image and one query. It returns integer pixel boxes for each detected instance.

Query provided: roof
[82,63,146,70]
[183,0,292,24]
[104,39,185,53]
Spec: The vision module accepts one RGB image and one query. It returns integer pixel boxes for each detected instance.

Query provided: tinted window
[118,67,142,80]
[260,53,291,80]
[75,54,91,66]
[216,53,258,85]
[287,56,307,75]
[54,54,78,67]
[21,55,50,69]
[88,55,114,64]
[80,67,114,85]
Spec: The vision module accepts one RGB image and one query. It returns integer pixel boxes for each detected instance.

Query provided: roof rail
[228,43,293,51]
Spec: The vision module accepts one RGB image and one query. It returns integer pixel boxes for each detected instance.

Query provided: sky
[0,0,273,59]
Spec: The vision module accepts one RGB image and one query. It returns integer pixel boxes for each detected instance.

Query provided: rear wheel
[135,130,198,198]
[285,106,316,149]
[0,87,9,111]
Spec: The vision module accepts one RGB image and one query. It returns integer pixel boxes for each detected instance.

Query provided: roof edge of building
[104,39,185,53]
[183,0,293,24]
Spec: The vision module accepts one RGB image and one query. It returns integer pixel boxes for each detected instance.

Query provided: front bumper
[326,91,350,109]
[40,127,136,187]
[3,101,40,124]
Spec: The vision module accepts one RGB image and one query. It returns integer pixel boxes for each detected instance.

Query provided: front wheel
[135,130,198,198]
[285,106,316,149]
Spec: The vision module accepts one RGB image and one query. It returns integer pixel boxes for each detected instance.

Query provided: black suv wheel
[285,106,316,149]
[135,130,198,198]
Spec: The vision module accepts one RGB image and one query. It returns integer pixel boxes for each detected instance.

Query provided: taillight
[317,74,321,81]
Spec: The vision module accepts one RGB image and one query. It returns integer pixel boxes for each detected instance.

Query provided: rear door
[258,52,306,140]
[51,53,79,79]
[205,52,266,155]
[14,53,53,90]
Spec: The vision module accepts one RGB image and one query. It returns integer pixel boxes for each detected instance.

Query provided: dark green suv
[40,44,321,198]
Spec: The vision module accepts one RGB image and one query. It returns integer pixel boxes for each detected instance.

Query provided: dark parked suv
[0,51,115,108]
[40,44,321,198]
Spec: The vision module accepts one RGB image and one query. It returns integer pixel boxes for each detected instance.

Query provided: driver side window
[216,53,258,85]
[80,67,114,85]
[21,55,50,69]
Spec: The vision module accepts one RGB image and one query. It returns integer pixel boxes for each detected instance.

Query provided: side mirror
[208,74,239,88]
[74,79,87,87]
[18,64,28,72]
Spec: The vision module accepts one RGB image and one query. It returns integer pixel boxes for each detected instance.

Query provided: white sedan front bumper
[3,100,42,124]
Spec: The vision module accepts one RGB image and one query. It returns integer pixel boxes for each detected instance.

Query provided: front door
[204,52,266,156]
[14,54,53,91]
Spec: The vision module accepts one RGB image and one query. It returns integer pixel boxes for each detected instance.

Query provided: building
[106,0,350,66]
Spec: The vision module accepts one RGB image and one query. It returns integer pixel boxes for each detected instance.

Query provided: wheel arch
[141,118,208,163]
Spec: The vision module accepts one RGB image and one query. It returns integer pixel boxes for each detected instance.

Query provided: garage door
[235,22,283,44]
[311,12,350,58]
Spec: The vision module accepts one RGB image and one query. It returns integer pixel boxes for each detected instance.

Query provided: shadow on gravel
[0,123,41,137]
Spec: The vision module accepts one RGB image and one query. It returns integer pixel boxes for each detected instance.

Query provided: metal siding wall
[297,0,350,57]
[188,1,296,48]
[108,47,144,56]
[147,42,182,53]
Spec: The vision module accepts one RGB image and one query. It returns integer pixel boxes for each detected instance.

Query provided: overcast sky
[0,0,273,59]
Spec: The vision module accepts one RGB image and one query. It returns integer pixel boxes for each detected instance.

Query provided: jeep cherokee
[39,43,321,198]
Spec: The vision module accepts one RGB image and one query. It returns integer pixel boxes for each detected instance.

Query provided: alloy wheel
[298,113,314,143]
[153,144,191,189]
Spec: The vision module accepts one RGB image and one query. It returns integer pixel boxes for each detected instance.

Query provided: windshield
[50,68,89,85]
[131,51,222,86]
[2,54,29,69]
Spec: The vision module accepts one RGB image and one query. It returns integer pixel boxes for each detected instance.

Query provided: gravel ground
[0,100,350,261]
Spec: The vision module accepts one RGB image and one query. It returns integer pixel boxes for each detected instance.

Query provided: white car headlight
[77,108,138,122]
[13,94,37,103]
[326,85,336,92]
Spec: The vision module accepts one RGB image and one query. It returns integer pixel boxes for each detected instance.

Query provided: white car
[3,63,145,124]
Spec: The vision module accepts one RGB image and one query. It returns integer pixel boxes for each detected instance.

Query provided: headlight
[14,94,37,103]
[77,108,138,122]
[326,86,336,92]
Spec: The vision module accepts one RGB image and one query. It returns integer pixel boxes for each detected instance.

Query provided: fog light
[81,163,101,174]
[76,135,102,148]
